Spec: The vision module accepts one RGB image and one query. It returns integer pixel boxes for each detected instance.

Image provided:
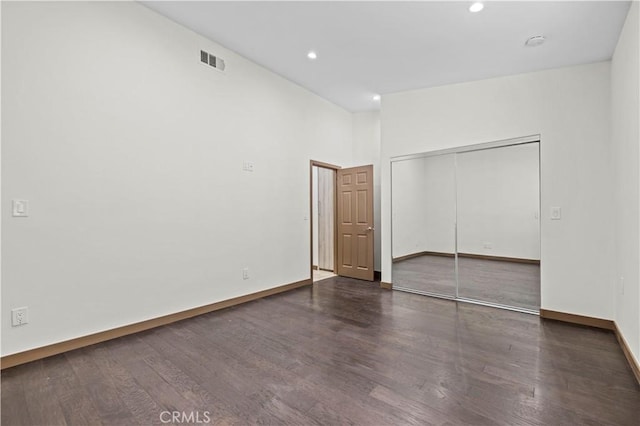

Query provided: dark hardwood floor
[393,255,540,310]
[2,277,638,425]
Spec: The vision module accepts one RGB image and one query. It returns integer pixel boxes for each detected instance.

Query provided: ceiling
[142,1,631,112]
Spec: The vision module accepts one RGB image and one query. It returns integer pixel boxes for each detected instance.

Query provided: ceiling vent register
[200,50,226,71]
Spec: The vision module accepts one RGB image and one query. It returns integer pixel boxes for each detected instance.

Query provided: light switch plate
[550,207,561,220]
[12,199,29,217]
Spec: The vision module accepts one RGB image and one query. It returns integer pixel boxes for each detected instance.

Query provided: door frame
[309,160,340,281]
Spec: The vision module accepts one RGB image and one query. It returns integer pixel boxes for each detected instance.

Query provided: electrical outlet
[483,242,493,249]
[242,161,254,172]
[242,268,249,280]
[11,307,29,327]
[550,207,562,220]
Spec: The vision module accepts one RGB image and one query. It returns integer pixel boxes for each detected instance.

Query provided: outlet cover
[242,268,249,280]
[11,307,29,326]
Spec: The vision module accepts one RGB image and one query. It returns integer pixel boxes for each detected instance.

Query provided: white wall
[612,2,640,364]
[352,111,381,270]
[381,62,615,320]
[457,143,540,260]
[1,2,356,356]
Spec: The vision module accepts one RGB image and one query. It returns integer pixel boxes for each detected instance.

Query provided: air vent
[200,49,225,72]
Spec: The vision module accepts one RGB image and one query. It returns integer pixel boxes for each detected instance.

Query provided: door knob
[366,227,375,231]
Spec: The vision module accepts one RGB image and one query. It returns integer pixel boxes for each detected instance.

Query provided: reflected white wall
[391,159,427,258]
[457,143,540,260]
[423,155,456,254]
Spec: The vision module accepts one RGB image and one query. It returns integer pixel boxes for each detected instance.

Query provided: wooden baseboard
[392,251,539,265]
[393,251,454,263]
[380,281,393,290]
[458,252,540,265]
[422,251,456,258]
[392,252,427,263]
[539,309,615,330]
[540,309,639,387]
[1,279,312,370]
[614,322,640,386]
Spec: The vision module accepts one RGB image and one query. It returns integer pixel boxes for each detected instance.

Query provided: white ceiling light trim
[307,50,317,60]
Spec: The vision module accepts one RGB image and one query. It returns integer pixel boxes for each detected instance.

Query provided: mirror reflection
[391,141,541,312]
[456,143,540,310]
[391,154,456,296]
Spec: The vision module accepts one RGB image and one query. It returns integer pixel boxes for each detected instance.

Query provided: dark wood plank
[1,367,35,426]
[64,348,138,425]
[19,358,69,426]
[38,355,104,426]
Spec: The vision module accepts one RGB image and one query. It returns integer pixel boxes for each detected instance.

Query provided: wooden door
[337,165,374,281]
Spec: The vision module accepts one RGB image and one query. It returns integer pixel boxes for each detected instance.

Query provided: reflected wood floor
[2,277,639,425]
[393,255,540,310]
[392,255,457,296]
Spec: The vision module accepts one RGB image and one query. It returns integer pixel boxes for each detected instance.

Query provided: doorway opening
[310,160,376,283]
[311,161,338,283]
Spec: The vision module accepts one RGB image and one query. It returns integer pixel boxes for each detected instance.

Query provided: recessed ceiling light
[469,2,484,13]
[372,94,381,101]
[525,35,546,47]
[307,51,317,60]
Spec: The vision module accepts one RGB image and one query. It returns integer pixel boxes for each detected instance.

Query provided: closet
[391,137,540,313]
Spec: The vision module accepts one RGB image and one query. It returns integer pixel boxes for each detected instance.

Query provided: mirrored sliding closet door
[391,138,541,313]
